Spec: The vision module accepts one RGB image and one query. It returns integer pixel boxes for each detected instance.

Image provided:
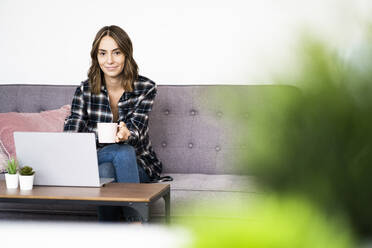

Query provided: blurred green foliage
[185,195,354,248]
[183,27,372,247]
[212,29,372,239]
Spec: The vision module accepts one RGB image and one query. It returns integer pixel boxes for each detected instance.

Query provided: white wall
[0,0,371,85]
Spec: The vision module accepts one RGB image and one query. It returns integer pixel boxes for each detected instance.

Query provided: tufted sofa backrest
[0,84,298,175]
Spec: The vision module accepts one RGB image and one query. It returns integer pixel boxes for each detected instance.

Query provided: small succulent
[20,166,35,176]
[6,158,18,174]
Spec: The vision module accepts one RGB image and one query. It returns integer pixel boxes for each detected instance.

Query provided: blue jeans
[97,143,150,221]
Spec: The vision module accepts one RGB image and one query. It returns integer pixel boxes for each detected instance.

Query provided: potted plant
[19,166,35,190]
[5,158,18,189]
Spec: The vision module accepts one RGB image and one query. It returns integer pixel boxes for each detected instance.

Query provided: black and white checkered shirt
[63,75,162,179]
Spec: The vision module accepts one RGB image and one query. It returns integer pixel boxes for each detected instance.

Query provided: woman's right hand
[115,121,131,142]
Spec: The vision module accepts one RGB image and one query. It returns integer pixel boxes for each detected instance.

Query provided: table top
[0,181,170,203]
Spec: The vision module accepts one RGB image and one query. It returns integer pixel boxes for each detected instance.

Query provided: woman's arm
[63,84,88,132]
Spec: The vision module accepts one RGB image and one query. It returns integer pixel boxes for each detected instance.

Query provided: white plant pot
[5,173,19,189]
[19,175,34,190]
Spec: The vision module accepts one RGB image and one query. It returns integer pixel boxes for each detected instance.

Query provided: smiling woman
[63,25,171,222]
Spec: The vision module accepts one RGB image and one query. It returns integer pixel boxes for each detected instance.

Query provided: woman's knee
[116,144,136,158]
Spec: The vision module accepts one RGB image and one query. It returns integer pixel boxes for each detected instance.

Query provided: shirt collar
[100,83,134,100]
[101,84,136,98]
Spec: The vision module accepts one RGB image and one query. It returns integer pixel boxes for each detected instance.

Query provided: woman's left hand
[115,121,131,142]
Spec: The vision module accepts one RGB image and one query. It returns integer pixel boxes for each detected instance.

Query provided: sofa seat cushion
[151,173,259,218]
[164,173,256,192]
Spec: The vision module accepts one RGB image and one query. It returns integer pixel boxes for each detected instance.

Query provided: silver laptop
[14,132,114,187]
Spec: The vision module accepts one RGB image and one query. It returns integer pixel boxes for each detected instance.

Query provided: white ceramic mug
[97,122,118,143]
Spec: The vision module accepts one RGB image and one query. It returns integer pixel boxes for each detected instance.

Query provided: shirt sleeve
[125,82,157,145]
[63,85,88,132]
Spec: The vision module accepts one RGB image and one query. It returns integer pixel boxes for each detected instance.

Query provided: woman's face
[97,35,125,79]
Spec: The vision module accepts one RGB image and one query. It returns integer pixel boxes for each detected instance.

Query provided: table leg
[163,191,171,224]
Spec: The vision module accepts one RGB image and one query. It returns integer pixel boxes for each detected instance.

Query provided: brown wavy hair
[88,25,138,94]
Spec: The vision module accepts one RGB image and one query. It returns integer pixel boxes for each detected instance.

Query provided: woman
[64,25,168,221]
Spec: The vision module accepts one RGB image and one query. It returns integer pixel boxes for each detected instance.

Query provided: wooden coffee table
[0,182,170,223]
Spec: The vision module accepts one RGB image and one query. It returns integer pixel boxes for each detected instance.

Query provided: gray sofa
[0,83,290,222]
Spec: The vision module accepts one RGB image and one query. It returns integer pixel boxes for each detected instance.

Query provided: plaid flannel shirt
[63,75,162,179]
